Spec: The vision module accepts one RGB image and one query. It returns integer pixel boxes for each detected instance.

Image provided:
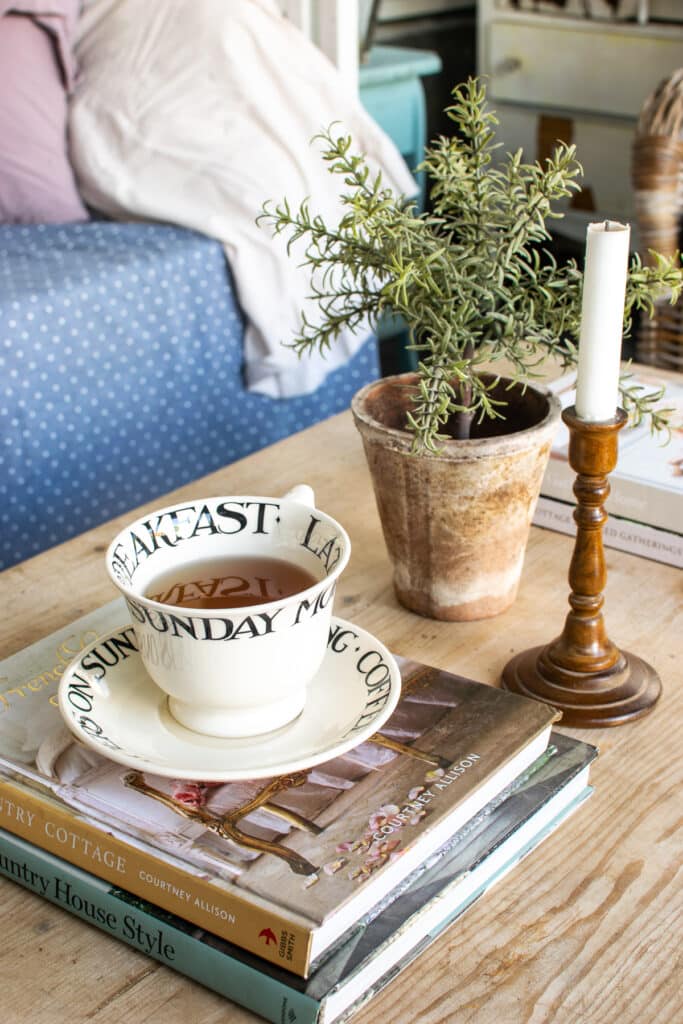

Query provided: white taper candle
[575,220,631,422]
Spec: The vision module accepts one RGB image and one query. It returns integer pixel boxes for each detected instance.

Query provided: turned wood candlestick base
[502,406,662,728]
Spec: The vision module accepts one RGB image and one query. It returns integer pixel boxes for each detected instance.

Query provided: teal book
[0,733,596,1024]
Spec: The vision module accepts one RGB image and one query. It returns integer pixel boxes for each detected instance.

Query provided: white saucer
[57,617,401,781]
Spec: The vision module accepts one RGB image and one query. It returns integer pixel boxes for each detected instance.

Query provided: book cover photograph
[0,733,597,1024]
[0,600,558,975]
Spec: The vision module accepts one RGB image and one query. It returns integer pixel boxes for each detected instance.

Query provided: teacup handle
[283,484,315,508]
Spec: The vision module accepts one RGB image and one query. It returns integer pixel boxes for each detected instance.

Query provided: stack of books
[0,601,597,1024]
[535,371,683,567]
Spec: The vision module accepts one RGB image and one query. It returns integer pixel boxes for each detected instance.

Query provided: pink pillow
[0,3,88,224]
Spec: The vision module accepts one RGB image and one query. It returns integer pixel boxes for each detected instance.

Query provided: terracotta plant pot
[351,373,562,621]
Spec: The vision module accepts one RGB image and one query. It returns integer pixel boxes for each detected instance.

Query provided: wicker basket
[632,68,683,371]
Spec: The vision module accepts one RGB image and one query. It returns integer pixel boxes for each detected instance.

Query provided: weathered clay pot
[351,373,562,621]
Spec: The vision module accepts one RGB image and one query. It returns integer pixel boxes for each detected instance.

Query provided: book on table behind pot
[0,599,558,977]
[0,733,597,1024]
[541,370,683,535]
[533,494,683,568]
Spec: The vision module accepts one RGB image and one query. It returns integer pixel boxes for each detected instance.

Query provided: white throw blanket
[70,0,417,397]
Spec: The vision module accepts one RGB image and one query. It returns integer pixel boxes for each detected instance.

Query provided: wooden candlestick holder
[502,405,662,727]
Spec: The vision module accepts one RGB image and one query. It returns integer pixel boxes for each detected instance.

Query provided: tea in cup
[105,485,350,738]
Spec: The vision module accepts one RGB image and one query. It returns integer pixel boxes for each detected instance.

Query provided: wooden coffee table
[1,405,681,1023]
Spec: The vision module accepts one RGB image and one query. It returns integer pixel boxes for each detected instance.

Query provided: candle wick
[604,220,613,231]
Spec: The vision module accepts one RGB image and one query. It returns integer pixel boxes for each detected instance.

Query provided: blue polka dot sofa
[0,221,380,571]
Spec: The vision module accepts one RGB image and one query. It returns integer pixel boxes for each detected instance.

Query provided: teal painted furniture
[360,45,442,206]
[360,46,442,369]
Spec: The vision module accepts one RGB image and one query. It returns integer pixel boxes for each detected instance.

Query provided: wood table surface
[1,406,681,1024]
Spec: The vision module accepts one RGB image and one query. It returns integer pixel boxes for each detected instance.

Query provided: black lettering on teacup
[80,628,139,678]
[130,602,284,644]
[111,543,135,585]
[195,611,282,641]
[79,650,106,680]
[293,583,336,625]
[124,522,176,575]
[127,597,146,625]
[120,506,197,579]
[214,501,249,533]
[327,623,360,653]
[301,516,342,574]
[243,501,280,534]
[225,611,283,641]
[139,516,179,551]
[67,673,95,713]
[213,500,280,535]
[117,502,284,583]
[166,506,200,542]
[341,648,395,735]
[257,608,282,633]
[189,504,220,538]
[143,607,171,634]
[167,614,198,639]
[357,650,393,690]
[200,617,235,641]
[130,531,154,565]
[228,616,263,641]
[78,715,123,751]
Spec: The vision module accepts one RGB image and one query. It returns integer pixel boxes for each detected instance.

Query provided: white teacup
[105,485,350,738]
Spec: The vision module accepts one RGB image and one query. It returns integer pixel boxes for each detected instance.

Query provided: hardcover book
[0,600,558,977]
[0,733,596,1024]
[534,495,683,568]
[539,371,683,536]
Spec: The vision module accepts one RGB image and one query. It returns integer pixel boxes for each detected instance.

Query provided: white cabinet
[488,18,683,119]
[477,1,683,230]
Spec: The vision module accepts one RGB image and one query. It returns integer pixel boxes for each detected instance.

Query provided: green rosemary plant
[259,77,683,452]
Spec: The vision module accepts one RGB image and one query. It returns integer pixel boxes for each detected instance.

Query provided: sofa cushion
[0,221,380,570]
[69,0,414,397]
[0,2,88,224]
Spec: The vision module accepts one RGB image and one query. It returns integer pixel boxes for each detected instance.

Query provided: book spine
[0,777,313,976]
[533,495,683,568]
[0,827,322,1024]
[541,454,680,535]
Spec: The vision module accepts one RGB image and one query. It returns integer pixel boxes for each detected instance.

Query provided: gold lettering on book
[0,794,36,829]
[193,896,238,922]
[0,630,98,712]
[138,870,193,903]
[43,821,127,873]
